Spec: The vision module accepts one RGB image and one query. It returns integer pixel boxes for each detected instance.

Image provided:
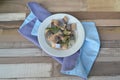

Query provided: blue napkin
[18,2,100,80]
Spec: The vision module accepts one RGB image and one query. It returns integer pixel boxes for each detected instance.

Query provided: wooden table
[0,0,120,80]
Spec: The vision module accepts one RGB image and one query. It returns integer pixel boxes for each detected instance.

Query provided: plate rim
[37,13,85,57]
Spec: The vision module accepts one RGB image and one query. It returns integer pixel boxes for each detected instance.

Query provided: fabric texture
[18,2,100,80]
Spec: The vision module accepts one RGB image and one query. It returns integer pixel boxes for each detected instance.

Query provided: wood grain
[0,21,23,29]
[0,0,86,13]
[53,61,120,77]
[90,62,120,76]
[0,63,52,78]
[1,40,120,48]
[0,57,53,64]
[0,13,26,21]
[17,77,82,80]
[0,29,27,42]
[101,40,120,48]
[87,0,120,11]
[0,48,120,62]
[0,76,120,80]
[82,19,120,26]
[0,27,120,49]
[0,76,119,80]
[1,12,120,22]
[1,0,120,12]
[98,26,120,40]
[1,19,120,29]
[97,57,120,62]
[0,26,120,44]
[99,48,120,57]
[64,12,120,20]
[0,58,117,78]
[0,41,36,48]
[89,76,120,80]
[0,0,120,79]
[0,48,48,57]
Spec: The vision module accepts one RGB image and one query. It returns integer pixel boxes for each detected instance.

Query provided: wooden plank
[0,63,52,78]
[0,0,86,13]
[0,79,17,80]
[0,29,27,42]
[1,19,120,30]
[0,50,120,76]
[1,27,120,47]
[0,57,53,64]
[1,0,120,12]
[16,77,83,80]
[0,62,120,79]
[1,12,120,28]
[97,48,120,62]
[98,26,120,40]
[0,21,23,29]
[0,30,119,47]
[1,40,120,48]
[0,48,120,63]
[87,0,115,11]
[115,0,120,11]
[0,76,120,80]
[64,12,120,20]
[90,62,120,76]
[1,19,120,29]
[0,42,36,48]
[82,19,120,26]
[87,0,120,11]
[38,0,87,12]
[53,61,120,77]
[101,40,120,48]
[1,0,120,13]
[0,54,119,78]
[99,48,120,57]
[0,76,119,80]
[0,28,120,49]
[97,57,120,62]
[0,0,26,13]
[0,48,48,57]
[17,76,120,80]
[0,26,120,43]
[0,13,26,21]
[89,76,120,80]
[0,48,120,62]
[0,29,3,34]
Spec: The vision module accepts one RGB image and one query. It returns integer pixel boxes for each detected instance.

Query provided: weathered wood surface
[1,19,120,26]
[1,0,120,13]
[0,76,120,80]
[0,0,120,80]
[0,48,120,62]
[87,0,120,11]
[1,26,120,42]
[0,0,86,13]
[0,63,52,78]
[2,12,120,21]
[0,13,26,21]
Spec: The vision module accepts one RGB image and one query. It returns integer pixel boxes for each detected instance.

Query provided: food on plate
[45,16,76,49]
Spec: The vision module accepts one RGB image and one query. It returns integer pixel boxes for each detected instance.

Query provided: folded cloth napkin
[18,2,100,80]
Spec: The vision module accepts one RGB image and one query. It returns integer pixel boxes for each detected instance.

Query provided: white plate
[38,13,85,57]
